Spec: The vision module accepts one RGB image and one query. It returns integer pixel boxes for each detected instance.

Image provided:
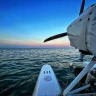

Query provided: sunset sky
[0,0,96,48]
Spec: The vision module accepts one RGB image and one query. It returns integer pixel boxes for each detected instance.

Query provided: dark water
[0,48,92,96]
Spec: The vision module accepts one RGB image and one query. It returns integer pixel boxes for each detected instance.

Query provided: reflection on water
[0,48,92,96]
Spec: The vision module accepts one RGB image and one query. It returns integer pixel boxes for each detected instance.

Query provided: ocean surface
[0,48,92,96]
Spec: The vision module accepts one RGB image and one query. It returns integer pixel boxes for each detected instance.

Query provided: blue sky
[0,0,96,48]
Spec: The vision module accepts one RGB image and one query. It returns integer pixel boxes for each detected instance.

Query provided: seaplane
[33,0,96,95]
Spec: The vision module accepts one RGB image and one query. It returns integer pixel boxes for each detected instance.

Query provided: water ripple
[0,48,92,96]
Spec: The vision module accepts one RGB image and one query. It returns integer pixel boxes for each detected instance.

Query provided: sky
[0,0,96,48]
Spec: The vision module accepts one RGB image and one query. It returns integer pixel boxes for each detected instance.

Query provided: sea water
[0,48,92,96]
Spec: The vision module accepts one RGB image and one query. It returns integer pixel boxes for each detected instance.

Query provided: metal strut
[63,56,96,96]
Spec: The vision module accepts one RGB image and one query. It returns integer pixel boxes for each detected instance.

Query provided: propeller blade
[44,32,67,42]
[79,0,85,15]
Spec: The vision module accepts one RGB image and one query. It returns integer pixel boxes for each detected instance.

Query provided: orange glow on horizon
[0,38,70,47]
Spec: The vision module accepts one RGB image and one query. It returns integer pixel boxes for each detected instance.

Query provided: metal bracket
[63,56,96,96]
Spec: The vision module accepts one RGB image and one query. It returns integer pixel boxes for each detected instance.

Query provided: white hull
[32,64,61,96]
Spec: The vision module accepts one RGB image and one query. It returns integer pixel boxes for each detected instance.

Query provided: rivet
[94,17,96,20]
[91,4,95,7]
[79,19,82,21]
[87,18,90,21]
[89,12,92,15]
